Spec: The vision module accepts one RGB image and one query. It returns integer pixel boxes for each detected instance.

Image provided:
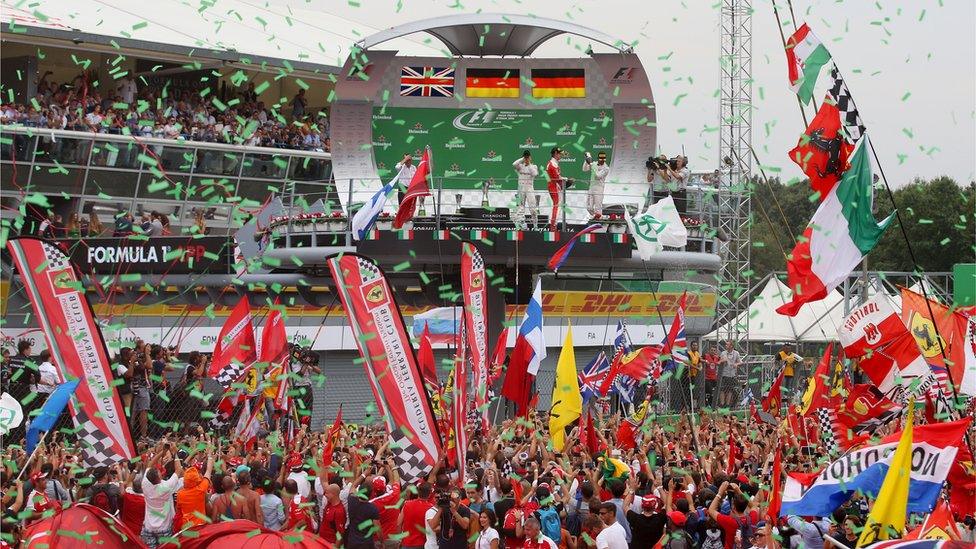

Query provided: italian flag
[786,23,832,105]
[505,230,524,241]
[776,136,894,316]
[543,232,560,242]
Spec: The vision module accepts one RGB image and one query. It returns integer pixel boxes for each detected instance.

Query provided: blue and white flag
[520,279,547,375]
[26,379,80,453]
[780,418,970,517]
[351,172,400,241]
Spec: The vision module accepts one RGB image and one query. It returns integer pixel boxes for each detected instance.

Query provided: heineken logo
[631,213,667,243]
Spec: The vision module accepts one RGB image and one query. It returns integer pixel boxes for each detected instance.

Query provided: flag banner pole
[15,430,49,482]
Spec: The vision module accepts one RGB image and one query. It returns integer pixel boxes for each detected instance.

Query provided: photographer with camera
[428,481,471,549]
[669,155,690,216]
[643,155,671,213]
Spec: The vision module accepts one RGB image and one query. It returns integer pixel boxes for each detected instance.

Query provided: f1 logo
[611,67,635,82]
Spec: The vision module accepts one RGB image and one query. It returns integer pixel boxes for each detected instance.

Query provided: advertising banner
[327,253,441,483]
[61,236,233,275]
[372,107,614,189]
[6,238,135,467]
[460,242,489,430]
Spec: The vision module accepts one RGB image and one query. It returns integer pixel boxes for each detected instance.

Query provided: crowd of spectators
[0,70,331,152]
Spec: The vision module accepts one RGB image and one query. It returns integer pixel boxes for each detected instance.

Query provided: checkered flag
[817,408,840,456]
[389,429,433,483]
[357,256,381,282]
[829,65,866,143]
[74,407,125,468]
[214,361,248,389]
[40,241,71,271]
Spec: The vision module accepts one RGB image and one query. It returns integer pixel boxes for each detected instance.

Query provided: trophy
[533,195,542,229]
[481,180,490,208]
[455,193,463,214]
[418,196,426,217]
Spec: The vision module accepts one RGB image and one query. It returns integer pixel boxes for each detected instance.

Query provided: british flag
[579,352,610,404]
[661,291,689,373]
[400,66,456,97]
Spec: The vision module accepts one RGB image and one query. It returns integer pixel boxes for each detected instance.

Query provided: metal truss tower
[716,0,754,340]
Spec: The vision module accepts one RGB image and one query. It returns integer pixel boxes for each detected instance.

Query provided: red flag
[788,98,854,199]
[901,287,976,397]
[321,405,344,469]
[580,410,600,455]
[393,146,432,229]
[487,326,509,384]
[501,337,534,417]
[762,366,786,417]
[767,444,783,521]
[451,323,468,482]
[726,431,739,475]
[834,384,901,433]
[799,343,835,417]
[208,298,257,384]
[599,346,662,395]
[233,395,264,452]
[418,323,439,393]
[905,499,962,540]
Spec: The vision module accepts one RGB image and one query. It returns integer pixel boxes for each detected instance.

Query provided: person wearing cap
[582,151,610,218]
[595,501,628,549]
[664,511,694,549]
[284,451,311,499]
[627,495,666,548]
[545,147,566,231]
[512,150,540,229]
[369,460,402,548]
[25,470,55,520]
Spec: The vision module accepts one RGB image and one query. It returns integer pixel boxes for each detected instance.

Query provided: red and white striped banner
[460,241,489,431]
[327,253,441,483]
[6,237,134,467]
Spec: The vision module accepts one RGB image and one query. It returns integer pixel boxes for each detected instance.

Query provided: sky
[4,0,974,185]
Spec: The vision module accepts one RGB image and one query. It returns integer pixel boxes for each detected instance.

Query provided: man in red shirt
[703,344,721,408]
[120,473,146,538]
[545,147,565,231]
[399,482,434,549]
[519,516,558,548]
[282,479,316,531]
[707,481,759,549]
[369,471,402,547]
[319,483,346,545]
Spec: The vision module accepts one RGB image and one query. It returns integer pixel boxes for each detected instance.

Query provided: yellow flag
[857,403,915,547]
[549,327,582,452]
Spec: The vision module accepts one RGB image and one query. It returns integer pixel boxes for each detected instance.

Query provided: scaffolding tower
[716,0,754,341]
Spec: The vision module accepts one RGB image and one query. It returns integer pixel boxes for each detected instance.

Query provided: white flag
[0,392,24,436]
[625,196,688,260]
[351,172,400,241]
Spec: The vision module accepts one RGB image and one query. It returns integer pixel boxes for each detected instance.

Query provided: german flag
[531,68,586,98]
[465,68,520,98]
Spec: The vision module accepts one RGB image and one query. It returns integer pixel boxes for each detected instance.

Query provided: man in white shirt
[718,340,742,408]
[511,150,539,229]
[285,453,311,499]
[141,449,184,548]
[596,502,629,549]
[117,76,138,104]
[582,151,611,218]
[34,350,60,395]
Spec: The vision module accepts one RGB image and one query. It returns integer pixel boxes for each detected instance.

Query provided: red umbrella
[161,520,332,549]
[22,503,145,549]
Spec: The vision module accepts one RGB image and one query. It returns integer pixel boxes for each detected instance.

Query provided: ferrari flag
[901,288,976,397]
[780,417,971,517]
[6,237,135,467]
[327,253,441,483]
[461,242,490,430]
[209,298,257,388]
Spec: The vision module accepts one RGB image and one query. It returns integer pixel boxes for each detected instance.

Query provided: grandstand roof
[1,0,404,75]
[357,13,634,56]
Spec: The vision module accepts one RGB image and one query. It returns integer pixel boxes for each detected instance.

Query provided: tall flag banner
[840,294,940,401]
[547,224,603,272]
[857,404,915,547]
[785,23,832,105]
[451,322,468,478]
[901,287,976,397]
[799,344,836,417]
[726,430,740,474]
[788,97,855,200]
[233,395,264,451]
[530,68,585,98]
[828,65,867,143]
[579,352,611,404]
[352,172,400,241]
[327,253,441,483]
[393,146,432,229]
[6,237,135,467]
[776,138,895,316]
[625,197,688,260]
[762,367,787,418]
[488,326,509,384]
[262,307,290,413]
[550,327,582,452]
[501,278,546,416]
[767,444,784,521]
[400,66,455,97]
[208,298,258,387]
[417,323,439,396]
[780,417,971,517]
[661,291,689,371]
[466,68,520,98]
[26,380,79,454]
[321,404,344,469]
[460,242,490,430]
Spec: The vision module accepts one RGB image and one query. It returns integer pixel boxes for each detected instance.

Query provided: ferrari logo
[244,368,258,394]
[909,312,946,359]
[852,397,869,416]
[471,273,483,288]
[366,285,385,304]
